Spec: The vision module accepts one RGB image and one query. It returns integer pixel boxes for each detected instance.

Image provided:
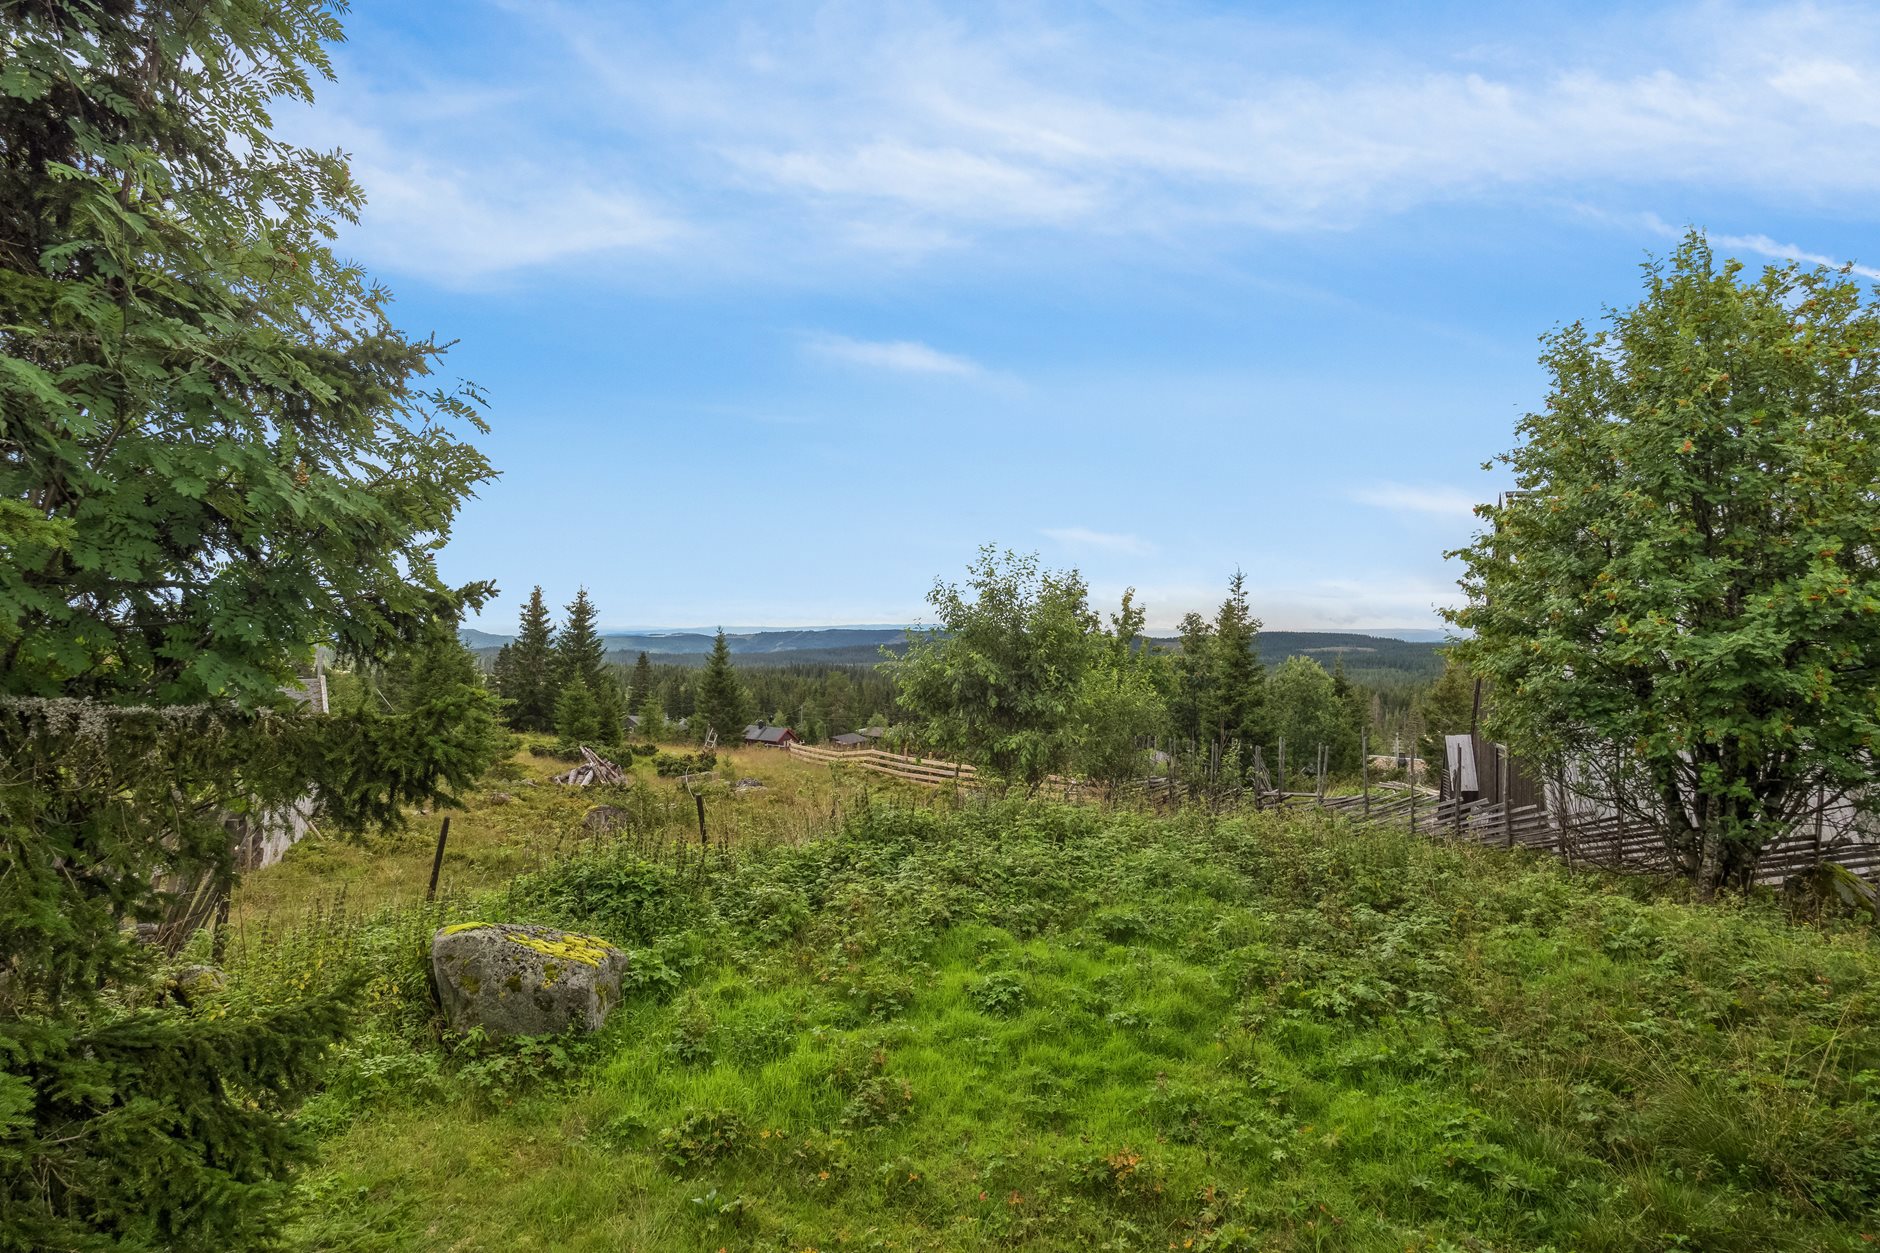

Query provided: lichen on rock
[430,922,629,1038]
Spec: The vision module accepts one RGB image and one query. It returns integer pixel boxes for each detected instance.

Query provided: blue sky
[286,1,1880,634]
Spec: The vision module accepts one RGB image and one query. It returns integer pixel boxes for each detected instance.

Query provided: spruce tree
[554,589,619,744]
[555,676,603,747]
[491,641,519,719]
[501,587,557,732]
[592,670,626,747]
[694,629,750,744]
[1208,571,1267,757]
[1168,611,1216,746]
[1328,657,1369,773]
[0,4,500,1243]
[629,651,655,709]
[637,686,668,743]
[554,588,607,688]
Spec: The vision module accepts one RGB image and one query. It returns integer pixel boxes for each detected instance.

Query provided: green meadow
[238,788,1880,1252]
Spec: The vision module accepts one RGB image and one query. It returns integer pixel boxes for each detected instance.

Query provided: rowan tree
[1450,231,1880,892]
[0,3,500,1242]
[1073,590,1168,794]
[1267,657,1350,782]
[889,547,1102,789]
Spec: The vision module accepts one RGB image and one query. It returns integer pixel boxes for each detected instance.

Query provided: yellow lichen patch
[503,931,616,968]
[441,922,490,936]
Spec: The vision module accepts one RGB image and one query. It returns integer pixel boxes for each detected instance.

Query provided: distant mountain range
[461,626,1451,682]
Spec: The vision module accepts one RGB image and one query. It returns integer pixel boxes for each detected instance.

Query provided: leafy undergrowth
[268,803,1880,1251]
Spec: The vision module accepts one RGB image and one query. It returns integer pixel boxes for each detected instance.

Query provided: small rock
[584,804,627,832]
[486,791,514,806]
[431,922,629,1038]
[734,777,765,792]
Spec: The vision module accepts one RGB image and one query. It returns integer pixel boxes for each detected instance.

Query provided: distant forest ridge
[461,626,1449,682]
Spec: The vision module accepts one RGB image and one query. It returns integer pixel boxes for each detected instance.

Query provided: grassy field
[229,754,1880,1252]
[231,739,916,923]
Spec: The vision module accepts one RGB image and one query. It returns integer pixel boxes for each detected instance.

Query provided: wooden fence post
[1501,746,1513,849]
[1360,731,1370,819]
[1451,743,1464,841]
[1612,743,1624,859]
[1813,785,1825,865]
[426,815,450,904]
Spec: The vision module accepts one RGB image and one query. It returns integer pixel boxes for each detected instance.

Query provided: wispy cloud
[1636,212,1880,279]
[1712,232,1880,280]
[1349,483,1484,518]
[1042,526,1156,556]
[805,333,984,377]
[281,79,683,283]
[549,2,1880,243]
[306,4,1880,280]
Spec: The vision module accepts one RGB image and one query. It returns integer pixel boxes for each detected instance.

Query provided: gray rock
[430,922,629,1038]
[583,804,627,831]
[166,964,225,1005]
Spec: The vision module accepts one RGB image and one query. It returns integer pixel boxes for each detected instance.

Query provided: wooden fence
[1286,788,1880,887]
[786,741,1110,803]
[787,738,1880,889]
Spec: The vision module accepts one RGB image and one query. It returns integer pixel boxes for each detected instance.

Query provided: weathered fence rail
[784,741,1878,889]
[1278,789,1880,887]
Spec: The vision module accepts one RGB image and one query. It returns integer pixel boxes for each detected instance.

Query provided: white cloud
[805,333,984,377]
[282,80,683,283]
[1349,483,1485,518]
[301,4,1880,278]
[539,1,1880,249]
[1042,526,1157,555]
[1632,212,1880,279]
[1712,232,1880,280]
[345,156,679,279]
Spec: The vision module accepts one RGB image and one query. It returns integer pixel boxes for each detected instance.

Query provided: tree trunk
[1695,828,1726,900]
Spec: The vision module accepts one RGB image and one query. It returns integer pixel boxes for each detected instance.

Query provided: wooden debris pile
[551,746,627,787]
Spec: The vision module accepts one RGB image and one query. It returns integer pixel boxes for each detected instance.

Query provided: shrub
[665,993,715,1065]
[970,971,1028,1017]
[658,1108,747,1171]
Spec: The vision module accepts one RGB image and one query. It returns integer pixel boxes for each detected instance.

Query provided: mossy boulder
[430,922,629,1038]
